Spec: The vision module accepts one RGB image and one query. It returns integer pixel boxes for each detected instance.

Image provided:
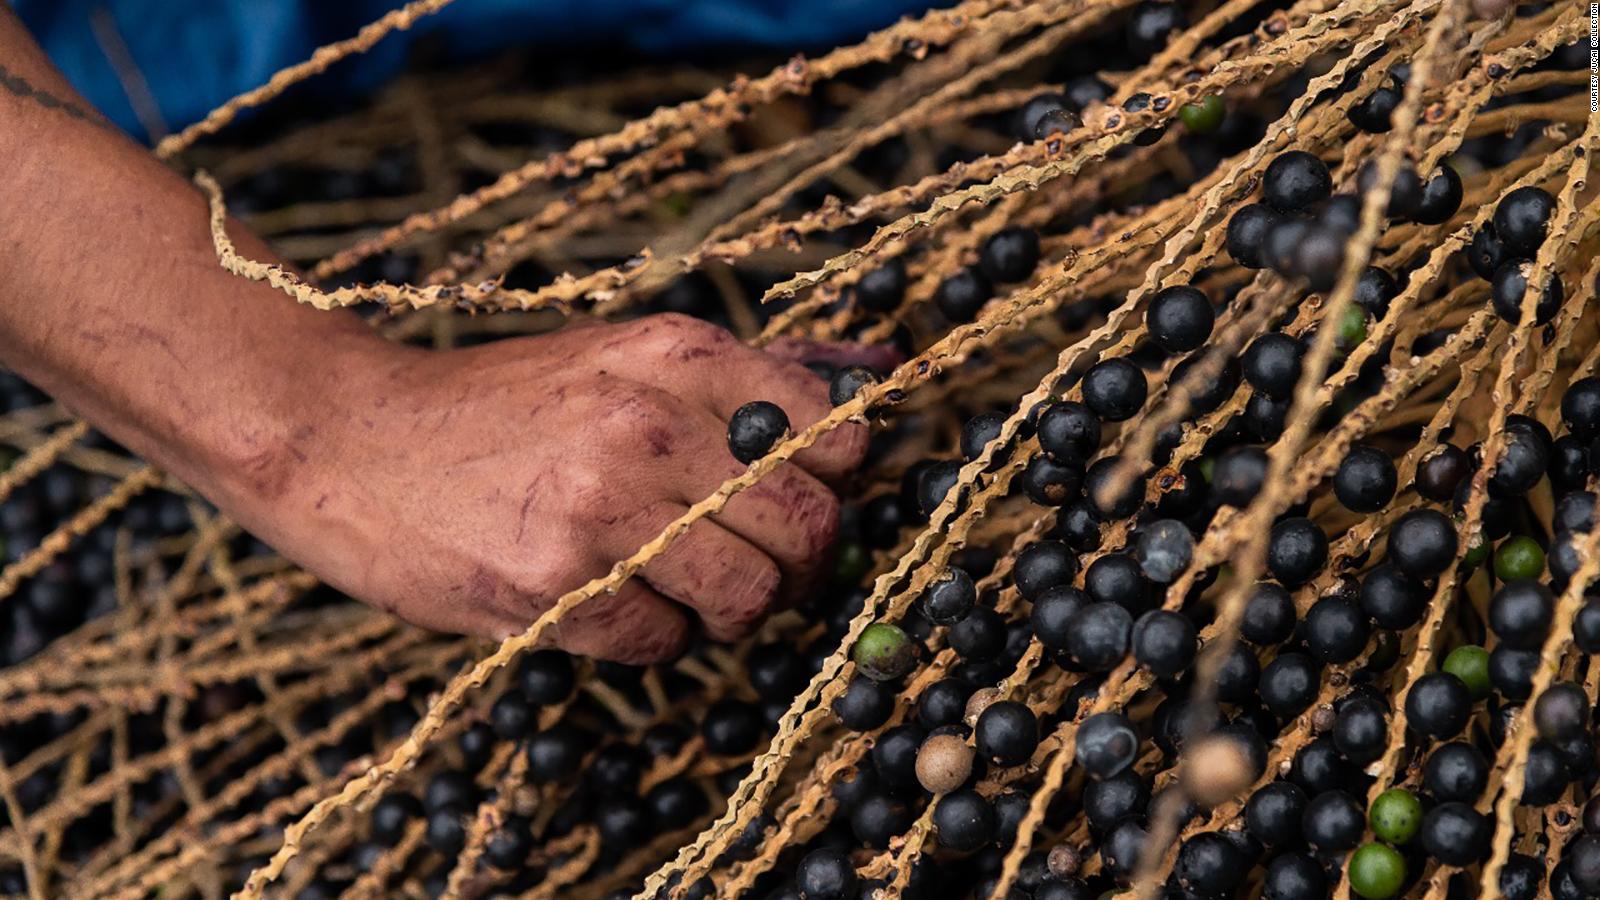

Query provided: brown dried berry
[964,687,1002,726]
[915,733,975,794]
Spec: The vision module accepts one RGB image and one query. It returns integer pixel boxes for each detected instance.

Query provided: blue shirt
[14,0,933,142]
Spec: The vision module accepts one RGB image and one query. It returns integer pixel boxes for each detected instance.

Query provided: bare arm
[0,9,384,500]
[0,14,870,662]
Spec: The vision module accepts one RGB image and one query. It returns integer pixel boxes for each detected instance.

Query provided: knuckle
[648,311,700,332]
[642,312,733,359]
[513,546,589,607]
[589,389,670,442]
[561,466,611,511]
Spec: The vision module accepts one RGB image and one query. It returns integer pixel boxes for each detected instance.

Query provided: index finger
[618,313,870,480]
[712,355,868,482]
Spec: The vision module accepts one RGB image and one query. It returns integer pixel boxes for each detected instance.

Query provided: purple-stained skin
[248,313,880,663]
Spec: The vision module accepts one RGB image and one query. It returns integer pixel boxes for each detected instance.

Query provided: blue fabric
[13,0,934,142]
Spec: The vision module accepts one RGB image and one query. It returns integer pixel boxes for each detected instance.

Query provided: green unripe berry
[661,192,692,217]
[1348,843,1407,899]
[852,622,917,681]
[1442,645,1491,700]
[1460,531,1489,568]
[1335,304,1369,351]
[1368,788,1423,845]
[1179,95,1226,134]
[1493,535,1544,581]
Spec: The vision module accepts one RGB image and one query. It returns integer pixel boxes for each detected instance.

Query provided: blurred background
[13,0,937,143]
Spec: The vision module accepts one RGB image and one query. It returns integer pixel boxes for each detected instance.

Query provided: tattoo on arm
[0,7,113,129]
[0,63,111,128]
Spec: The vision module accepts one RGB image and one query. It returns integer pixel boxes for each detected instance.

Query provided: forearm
[0,14,389,506]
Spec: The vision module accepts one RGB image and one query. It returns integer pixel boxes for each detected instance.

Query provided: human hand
[220,314,884,663]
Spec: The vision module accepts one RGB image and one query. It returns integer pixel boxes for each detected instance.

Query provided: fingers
[454,557,691,664]
[665,426,842,586]
[537,578,693,665]
[606,501,782,643]
[469,541,692,664]
[614,314,868,481]
[618,381,842,587]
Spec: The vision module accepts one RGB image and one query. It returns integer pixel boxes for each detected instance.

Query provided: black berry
[1227,203,1280,269]
[1562,377,1600,440]
[976,701,1039,767]
[1036,400,1102,462]
[796,847,858,899]
[1263,150,1333,212]
[1467,225,1508,281]
[1424,741,1488,802]
[1076,711,1140,779]
[1333,444,1398,512]
[935,267,993,323]
[1267,517,1328,586]
[1359,563,1427,630]
[1013,540,1077,600]
[922,567,977,625]
[1126,1,1186,56]
[1490,580,1554,649]
[933,788,996,852]
[1386,508,1458,579]
[979,227,1041,283]
[1415,166,1463,224]
[1403,672,1471,739]
[1016,92,1070,141]
[1081,358,1148,422]
[1415,444,1469,502]
[728,401,790,464]
[856,258,907,312]
[1260,652,1319,717]
[1492,186,1554,255]
[1242,582,1297,645]
[1491,259,1563,325]
[1213,445,1269,507]
[1029,585,1088,652]
[1131,609,1196,676]
[1354,266,1399,319]
[1146,285,1214,353]
[1420,802,1489,865]
[1133,519,1193,584]
[1347,75,1402,133]
[829,365,880,407]
[1246,780,1308,847]
[1242,332,1304,400]
[1067,601,1133,672]
[1302,789,1363,851]
[1303,595,1369,663]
